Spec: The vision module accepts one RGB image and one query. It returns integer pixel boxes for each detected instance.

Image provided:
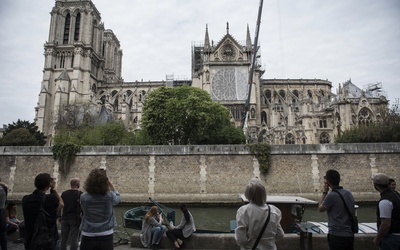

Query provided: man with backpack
[22,173,64,250]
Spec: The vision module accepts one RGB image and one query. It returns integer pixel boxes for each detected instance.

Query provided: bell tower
[35,0,122,143]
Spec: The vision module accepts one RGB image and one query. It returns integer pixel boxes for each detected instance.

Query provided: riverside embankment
[1,143,399,203]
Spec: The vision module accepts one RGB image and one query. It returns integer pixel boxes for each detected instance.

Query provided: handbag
[252,205,271,250]
[332,190,358,233]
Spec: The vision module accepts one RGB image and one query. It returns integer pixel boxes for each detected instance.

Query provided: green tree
[1,119,46,145]
[335,105,400,143]
[142,86,245,144]
[1,128,38,146]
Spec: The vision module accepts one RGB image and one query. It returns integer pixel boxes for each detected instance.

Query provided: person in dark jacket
[22,173,63,250]
[372,173,400,249]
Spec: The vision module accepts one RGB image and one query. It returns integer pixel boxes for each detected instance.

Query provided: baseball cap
[373,173,389,185]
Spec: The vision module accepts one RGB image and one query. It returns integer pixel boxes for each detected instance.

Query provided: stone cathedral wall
[0,143,399,203]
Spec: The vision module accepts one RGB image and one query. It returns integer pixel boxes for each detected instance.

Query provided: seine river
[14,201,376,240]
[113,202,377,235]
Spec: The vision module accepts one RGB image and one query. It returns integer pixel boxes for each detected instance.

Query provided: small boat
[124,198,176,230]
[124,205,151,230]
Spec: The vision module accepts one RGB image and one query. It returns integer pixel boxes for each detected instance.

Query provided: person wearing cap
[318,169,356,250]
[372,173,400,249]
[388,178,396,191]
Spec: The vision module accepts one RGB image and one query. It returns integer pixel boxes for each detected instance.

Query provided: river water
[113,202,377,234]
[14,202,377,238]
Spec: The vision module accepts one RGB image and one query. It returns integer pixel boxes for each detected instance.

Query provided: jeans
[166,228,185,242]
[80,234,113,250]
[151,225,167,245]
[61,218,80,250]
[327,234,354,250]
[0,209,7,250]
[380,234,400,250]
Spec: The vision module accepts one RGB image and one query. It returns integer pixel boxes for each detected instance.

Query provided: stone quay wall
[0,143,399,203]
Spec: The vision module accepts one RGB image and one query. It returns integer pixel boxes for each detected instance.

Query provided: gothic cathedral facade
[35,0,388,145]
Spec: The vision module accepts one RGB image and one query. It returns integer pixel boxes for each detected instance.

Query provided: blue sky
[0,0,399,126]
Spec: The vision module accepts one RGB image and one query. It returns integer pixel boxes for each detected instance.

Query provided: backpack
[31,196,54,250]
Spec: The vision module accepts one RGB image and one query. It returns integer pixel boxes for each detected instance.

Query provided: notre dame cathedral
[35,0,388,145]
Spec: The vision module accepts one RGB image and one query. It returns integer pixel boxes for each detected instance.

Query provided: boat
[124,205,151,230]
[124,198,175,230]
[301,221,377,234]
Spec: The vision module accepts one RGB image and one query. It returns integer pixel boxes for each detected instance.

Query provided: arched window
[265,90,272,104]
[74,13,81,41]
[113,97,119,111]
[111,90,118,97]
[320,132,330,144]
[139,91,146,102]
[250,108,255,119]
[285,133,295,144]
[279,90,286,99]
[261,111,267,124]
[293,90,299,98]
[307,90,313,99]
[91,84,97,93]
[319,118,327,128]
[59,53,65,68]
[359,108,373,125]
[63,13,71,44]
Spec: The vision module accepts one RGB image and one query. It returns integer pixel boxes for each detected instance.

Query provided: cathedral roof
[97,106,114,124]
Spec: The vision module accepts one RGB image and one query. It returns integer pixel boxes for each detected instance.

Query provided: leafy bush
[248,143,271,174]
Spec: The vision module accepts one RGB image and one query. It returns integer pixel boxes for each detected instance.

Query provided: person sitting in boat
[235,178,284,250]
[141,206,167,250]
[166,203,196,249]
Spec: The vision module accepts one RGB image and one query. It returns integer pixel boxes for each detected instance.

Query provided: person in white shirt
[235,178,284,250]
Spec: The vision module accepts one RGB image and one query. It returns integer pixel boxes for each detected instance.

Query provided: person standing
[22,173,62,250]
[372,173,400,249]
[0,179,8,250]
[79,169,121,250]
[235,178,284,250]
[318,169,355,250]
[166,203,196,249]
[141,206,167,250]
[388,178,397,191]
[60,178,82,250]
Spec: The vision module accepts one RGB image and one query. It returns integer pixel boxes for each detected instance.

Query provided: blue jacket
[80,191,121,234]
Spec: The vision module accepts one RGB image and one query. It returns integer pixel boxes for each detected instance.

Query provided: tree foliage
[248,143,271,174]
[1,119,46,146]
[1,128,38,146]
[335,105,400,143]
[142,86,245,145]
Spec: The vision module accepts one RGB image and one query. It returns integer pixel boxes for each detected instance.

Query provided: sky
[0,0,399,126]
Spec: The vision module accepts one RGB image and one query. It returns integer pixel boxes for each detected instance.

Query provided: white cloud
[0,0,399,126]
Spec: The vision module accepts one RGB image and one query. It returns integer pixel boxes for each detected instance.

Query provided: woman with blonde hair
[141,206,167,250]
[235,178,284,250]
[79,169,121,250]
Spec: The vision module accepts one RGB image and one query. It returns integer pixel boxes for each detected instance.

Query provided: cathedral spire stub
[246,24,252,50]
[226,22,229,34]
[204,24,210,50]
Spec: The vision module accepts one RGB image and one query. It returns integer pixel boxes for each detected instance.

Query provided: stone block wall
[0,143,399,203]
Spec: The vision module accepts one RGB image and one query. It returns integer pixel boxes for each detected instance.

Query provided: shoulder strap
[332,190,354,219]
[252,205,271,250]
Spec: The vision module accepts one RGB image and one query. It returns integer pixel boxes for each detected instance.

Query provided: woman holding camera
[80,168,121,250]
